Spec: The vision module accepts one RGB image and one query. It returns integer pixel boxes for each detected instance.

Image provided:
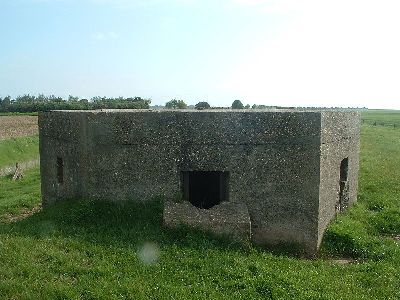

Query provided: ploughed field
[0,115,38,140]
[0,110,399,299]
[0,115,39,171]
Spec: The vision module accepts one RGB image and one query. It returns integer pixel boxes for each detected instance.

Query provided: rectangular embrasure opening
[57,157,64,184]
[181,171,229,209]
[338,157,349,212]
[340,157,349,182]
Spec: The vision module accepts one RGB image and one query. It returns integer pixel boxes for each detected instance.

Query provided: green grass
[0,168,41,216]
[0,112,399,299]
[362,109,400,127]
[0,112,38,116]
[0,136,39,169]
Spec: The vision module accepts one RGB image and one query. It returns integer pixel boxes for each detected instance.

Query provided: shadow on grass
[0,198,342,259]
[0,198,248,253]
[320,214,400,262]
[5,197,393,261]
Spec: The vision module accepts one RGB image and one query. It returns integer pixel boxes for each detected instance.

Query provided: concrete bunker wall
[39,109,360,254]
[317,111,361,246]
[39,112,87,202]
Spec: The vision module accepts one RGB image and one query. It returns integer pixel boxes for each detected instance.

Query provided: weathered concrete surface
[163,201,251,242]
[39,109,360,255]
[317,112,361,247]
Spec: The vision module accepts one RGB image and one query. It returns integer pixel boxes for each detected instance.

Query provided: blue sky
[1,0,399,108]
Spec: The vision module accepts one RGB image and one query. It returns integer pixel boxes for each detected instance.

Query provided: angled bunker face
[181,171,229,209]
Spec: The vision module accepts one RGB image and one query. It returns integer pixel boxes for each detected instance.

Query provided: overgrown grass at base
[0,168,40,217]
[0,136,39,168]
[0,113,399,299]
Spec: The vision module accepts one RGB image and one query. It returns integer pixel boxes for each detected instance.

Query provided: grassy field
[0,112,38,117]
[0,111,399,299]
[0,136,39,169]
[361,109,400,127]
[0,168,41,217]
[0,115,39,170]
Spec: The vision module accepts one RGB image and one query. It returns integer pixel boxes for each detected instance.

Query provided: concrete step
[163,200,251,242]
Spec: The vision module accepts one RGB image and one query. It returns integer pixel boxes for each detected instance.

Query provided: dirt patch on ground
[0,116,38,140]
[330,258,358,265]
[1,204,42,223]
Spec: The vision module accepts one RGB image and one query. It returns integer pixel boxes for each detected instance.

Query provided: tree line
[167,99,278,110]
[1,94,360,113]
[0,96,253,113]
[0,94,151,113]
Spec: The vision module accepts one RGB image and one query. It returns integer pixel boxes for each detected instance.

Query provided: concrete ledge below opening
[163,201,251,242]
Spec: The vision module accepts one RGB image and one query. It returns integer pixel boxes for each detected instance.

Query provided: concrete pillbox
[39,109,360,255]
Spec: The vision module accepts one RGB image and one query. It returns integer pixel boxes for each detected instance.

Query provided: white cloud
[19,0,197,7]
[233,0,270,5]
[88,0,196,8]
[230,0,309,14]
[92,31,119,41]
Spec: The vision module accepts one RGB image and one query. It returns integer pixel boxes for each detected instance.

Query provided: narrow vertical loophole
[340,157,349,182]
[338,157,349,212]
[57,157,64,184]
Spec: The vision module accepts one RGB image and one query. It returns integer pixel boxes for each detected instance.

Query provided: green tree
[0,93,152,112]
[232,100,244,109]
[0,96,11,112]
[195,101,210,110]
[165,99,187,109]
[68,95,79,102]
[36,94,48,103]
[16,94,35,103]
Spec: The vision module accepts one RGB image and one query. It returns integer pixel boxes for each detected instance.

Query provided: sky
[1,0,399,109]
